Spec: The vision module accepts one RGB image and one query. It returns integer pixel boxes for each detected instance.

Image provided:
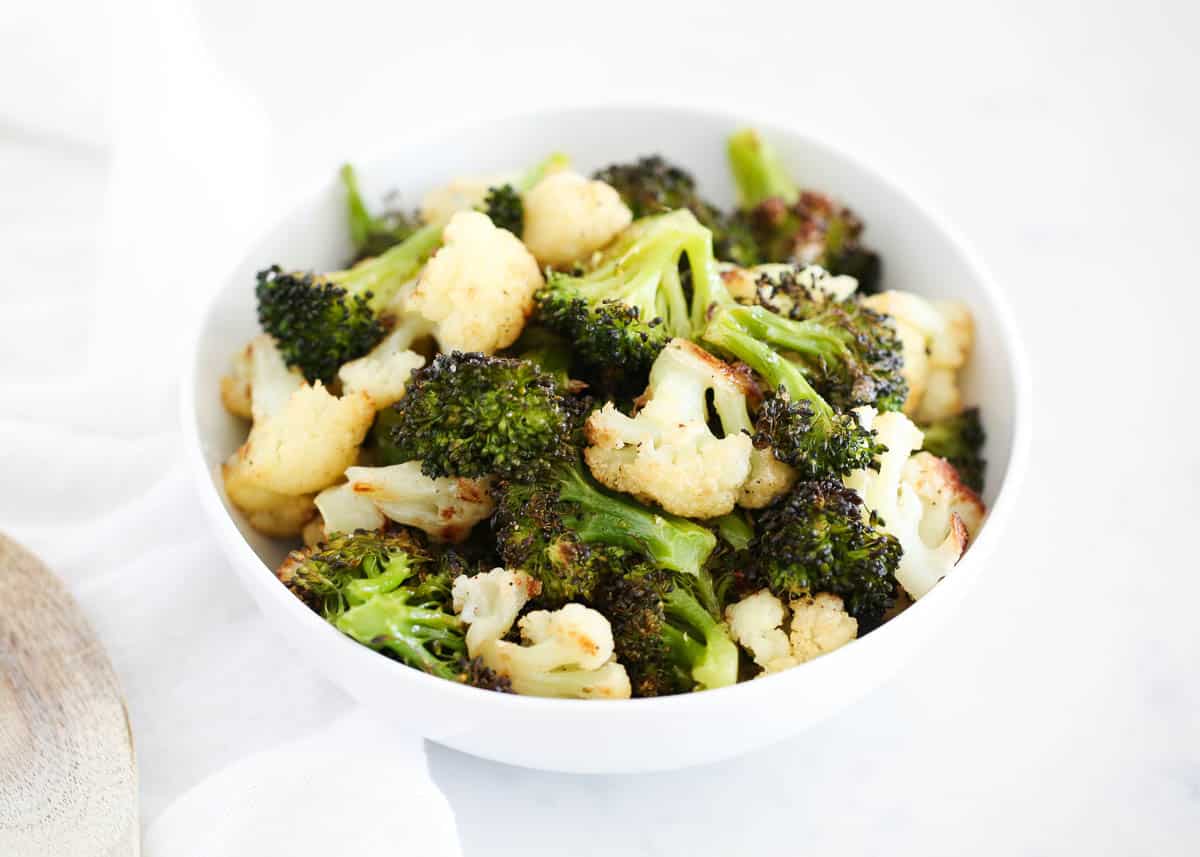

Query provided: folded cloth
[144,710,462,857]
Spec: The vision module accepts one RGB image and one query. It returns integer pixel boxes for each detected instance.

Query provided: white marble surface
[2,0,1198,853]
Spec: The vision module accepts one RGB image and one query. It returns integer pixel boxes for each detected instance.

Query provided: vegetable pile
[220,129,988,699]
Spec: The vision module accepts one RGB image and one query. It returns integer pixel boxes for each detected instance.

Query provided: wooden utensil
[0,533,139,856]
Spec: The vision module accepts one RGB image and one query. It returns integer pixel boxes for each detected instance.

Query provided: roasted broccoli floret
[727,128,881,291]
[919,407,986,493]
[379,351,583,481]
[703,306,884,480]
[491,478,633,606]
[597,567,738,696]
[495,461,717,581]
[754,480,901,629]
[481,183,523,236]
[340,163,421,263]
[256,221,443,383]
[739,267,906,412]
[534,210,722,375]
[275,529,508,689]
[593,155,759,267]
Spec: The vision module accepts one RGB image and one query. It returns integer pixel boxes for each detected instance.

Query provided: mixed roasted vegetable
[220,129,987,699]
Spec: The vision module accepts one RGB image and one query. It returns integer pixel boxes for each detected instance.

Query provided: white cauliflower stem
[339,462,495,543]
[844,408,986,599]
[405,210,543,354]
[521,171,632,267]
[726,589,858,673]
[586,339,787,517]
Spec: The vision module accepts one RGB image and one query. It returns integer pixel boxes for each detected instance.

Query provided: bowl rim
[180,100,1033,716]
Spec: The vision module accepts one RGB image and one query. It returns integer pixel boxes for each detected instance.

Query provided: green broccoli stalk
[340,163,421,263]
[727,128,799,209]
[703,307,883,481]
[733,269,907,411]
[598,568,738,696]
[534,209,724,375]
[920,407,986,493]
[256,221,443,383]
[275,529,511,690]
[503,326,575,387]
[379,351,584,481]
[754,480,901,628]
[497,462,718,580]
[593,155,760,267]
[727,128,882,291]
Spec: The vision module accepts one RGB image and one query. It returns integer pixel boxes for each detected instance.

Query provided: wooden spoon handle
[0,533,140,856]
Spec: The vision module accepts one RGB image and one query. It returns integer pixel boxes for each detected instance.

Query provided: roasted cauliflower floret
[221,460,316,538]
[584,339,755,518]
[785,593,859,664]
[456,594,632,699]
[726,589,857,673]
[725,589,791,667]
[861,291,974,421]
[902,451,986,546]
[221,337,366,535]
[521,171,632,268]
[845,408,986,600]
[404,210,543,354]
[309,481,387,540]
[336,317,428,410]
[451,567,542,657]
[219,334,305,421]
[339,461,495,543]
[235,383,374,496]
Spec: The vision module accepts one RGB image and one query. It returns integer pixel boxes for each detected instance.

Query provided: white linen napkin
[0,0,463,851]
[143,710,463,857]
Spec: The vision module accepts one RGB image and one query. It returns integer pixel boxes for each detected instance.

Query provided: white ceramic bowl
[183,104,1031,773]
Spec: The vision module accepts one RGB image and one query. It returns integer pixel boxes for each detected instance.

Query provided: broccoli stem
[329,219,444,311]
[339,163,374,250]
[556,464,717,577]
[726,304,851,368]
[727,128,799,208]
[709,510,754,551]
[705,311,835,427]
[662,586,738,690]
[513,153,570,192]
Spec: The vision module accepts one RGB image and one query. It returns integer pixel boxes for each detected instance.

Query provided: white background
[2,0,1198,854]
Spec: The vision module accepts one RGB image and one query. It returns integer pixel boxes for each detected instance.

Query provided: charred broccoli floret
[703,306,884,480]
[481,183,523,236]
[256,221,443,383]
[727,128,881,291]
[379,351,584,480]
[741,267,906,412]
[597,567,738,696]
[593,155,759,266]
[495,461,717,581]
[919,407,986,493]
[340,163,421,263]
[534,210,722,375]
[754,480,901,628]
[275,529,508,689]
